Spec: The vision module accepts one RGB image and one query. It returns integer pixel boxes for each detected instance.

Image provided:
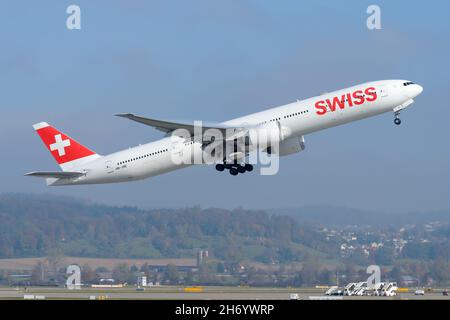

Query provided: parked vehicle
[372,282,386,296]
[354,287,366,296]
[325,286,338,296]
[380,282,398,296]
[343,283,356,296]
[289,293,300,300]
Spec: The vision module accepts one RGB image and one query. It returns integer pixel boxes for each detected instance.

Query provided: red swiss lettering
[365,87,377,102]
[315,86,378,116]
[352,90,365,105]
[326,96,345,112]
[315,100,327,115]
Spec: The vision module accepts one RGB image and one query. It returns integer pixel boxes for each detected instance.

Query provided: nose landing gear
[394,111,401,125]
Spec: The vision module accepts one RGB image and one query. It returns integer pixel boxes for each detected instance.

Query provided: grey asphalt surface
[0,287,449,300]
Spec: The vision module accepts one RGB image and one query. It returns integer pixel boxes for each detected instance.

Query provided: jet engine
[267,135,305,156]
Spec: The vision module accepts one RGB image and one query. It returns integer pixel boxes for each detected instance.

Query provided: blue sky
[1,0,449,212]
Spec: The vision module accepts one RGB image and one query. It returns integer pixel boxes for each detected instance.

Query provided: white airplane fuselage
[33,79,423,186]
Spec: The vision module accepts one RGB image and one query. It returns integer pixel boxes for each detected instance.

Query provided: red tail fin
[33,122,100,169]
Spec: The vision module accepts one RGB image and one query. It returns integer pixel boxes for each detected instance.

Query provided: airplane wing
[115,113,246,140]
[25,171,84,178]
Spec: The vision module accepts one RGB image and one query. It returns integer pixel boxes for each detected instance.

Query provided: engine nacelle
[243,123,302,156]
[248,122,281,149]
[268,135,305,156]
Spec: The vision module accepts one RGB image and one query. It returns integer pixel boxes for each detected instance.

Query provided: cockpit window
[403,81,414,86]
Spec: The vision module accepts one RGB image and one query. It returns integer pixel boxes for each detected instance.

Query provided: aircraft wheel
[244,164,254,172]
[237,165,246,173]
[229,168,238,176]
[394,118,401,125]
[224,163,232,170]
[215,164,225,172]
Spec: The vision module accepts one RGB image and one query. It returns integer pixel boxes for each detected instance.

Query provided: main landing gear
[394,111,402,125]
[215,163,253,176]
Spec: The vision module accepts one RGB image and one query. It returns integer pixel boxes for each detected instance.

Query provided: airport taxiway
[0,286,449,300]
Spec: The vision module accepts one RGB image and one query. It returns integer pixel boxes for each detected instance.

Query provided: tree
[347,249,368,265]
[318,269,334,285]
[112,263,131,283]
[31,261,46,284]
[389,265,404,283]
[431,258,449,285]
[344,263,357,283]
[199,263,214,284]
[95,266,109,273]
[46,247,64,273]
[165,264,179,284]
[82,265,98,284]
[374,246,395,265]
[185,269,194,285]
[216,262,225,273]
[300,259,320,286]
[130,265,139,273]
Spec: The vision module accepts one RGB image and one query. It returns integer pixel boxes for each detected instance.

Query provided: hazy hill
[0,194,336,261]
[271,205,450,227]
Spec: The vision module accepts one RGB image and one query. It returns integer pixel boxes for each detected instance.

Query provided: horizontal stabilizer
[25,171,84,179]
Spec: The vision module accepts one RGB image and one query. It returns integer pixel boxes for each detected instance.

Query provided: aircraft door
[105,160,114,174]
[171,139,184,164]
[379,85,388,97]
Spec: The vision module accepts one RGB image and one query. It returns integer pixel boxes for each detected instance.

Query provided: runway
[0,286,449,300]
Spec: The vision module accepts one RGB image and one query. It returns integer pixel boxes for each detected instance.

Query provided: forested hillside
[0,194,336,262]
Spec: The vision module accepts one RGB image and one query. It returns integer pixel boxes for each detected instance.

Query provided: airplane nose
[416,84,423,95]
[406,83,423,98]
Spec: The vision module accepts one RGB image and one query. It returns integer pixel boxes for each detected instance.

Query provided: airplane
[26,79,423,186]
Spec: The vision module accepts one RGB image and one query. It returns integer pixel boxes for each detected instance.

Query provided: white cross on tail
[50,134,71,156]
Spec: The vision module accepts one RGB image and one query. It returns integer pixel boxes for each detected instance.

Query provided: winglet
[115,113,134,117]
